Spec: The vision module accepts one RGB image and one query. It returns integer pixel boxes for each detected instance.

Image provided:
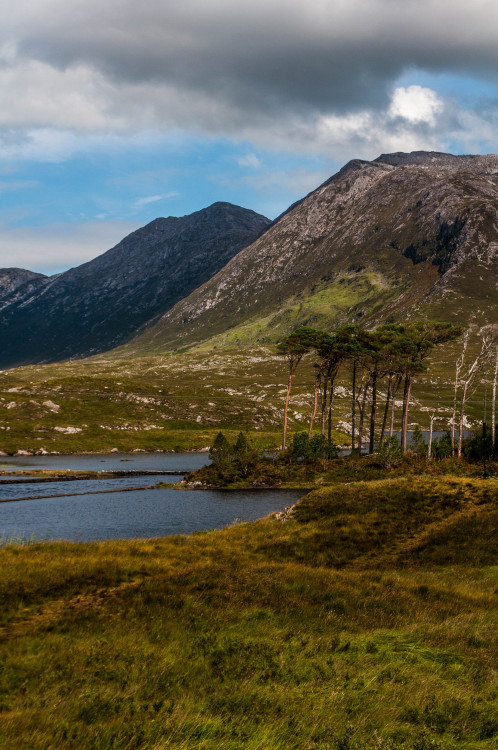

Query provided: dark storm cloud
[9,0,498,122]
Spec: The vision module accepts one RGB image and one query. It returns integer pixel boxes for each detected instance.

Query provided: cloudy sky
[2,0,498,274]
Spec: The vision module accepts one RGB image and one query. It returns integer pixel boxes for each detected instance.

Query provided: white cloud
[389,85,444,125]
[0,59,123,131]
[131,192,179,211]
[0,1,497,193]
[236,154,262,169]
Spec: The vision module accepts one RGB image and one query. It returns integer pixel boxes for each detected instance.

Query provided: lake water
[0,453,303,543]
[0,452,210,473]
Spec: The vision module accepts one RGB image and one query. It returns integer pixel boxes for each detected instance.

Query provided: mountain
[127,151,498,353]
[0,203,270,367]
[0,268,48,309]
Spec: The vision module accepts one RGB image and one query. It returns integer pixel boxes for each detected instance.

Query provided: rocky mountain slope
[0,268,47,309]
[127,151,498,353]
[0,203,270,367]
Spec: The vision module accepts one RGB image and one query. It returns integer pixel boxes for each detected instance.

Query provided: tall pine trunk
[401,373,412,453]
[428,414,435,459]
[327,383,334,443]
[321,377,329,437]
[308,374,320,439]
[282,372,293,451]
[389,375,402,437]
[351,361,356,452]
[357,381,369,455]
[457,380,470,458]
[492,349,498,451]
[451,331,469,455]
[368,366,378,454]
[379,374,393,447]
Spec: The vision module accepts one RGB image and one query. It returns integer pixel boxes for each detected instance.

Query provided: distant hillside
[0,268,47,309]
[127,151,498,353]
[0,203,270,367]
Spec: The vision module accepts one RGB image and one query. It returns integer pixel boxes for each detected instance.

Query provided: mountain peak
[0,206,270,367]
[131,150,498,352]
[374,150,498,173]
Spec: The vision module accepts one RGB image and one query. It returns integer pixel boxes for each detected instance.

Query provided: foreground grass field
[0,476,497,749]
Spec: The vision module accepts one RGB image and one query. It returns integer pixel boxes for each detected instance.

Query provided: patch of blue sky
[394,69,497,109]
[0,133,331,234]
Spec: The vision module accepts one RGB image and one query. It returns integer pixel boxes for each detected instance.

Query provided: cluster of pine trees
[277,321,464,454]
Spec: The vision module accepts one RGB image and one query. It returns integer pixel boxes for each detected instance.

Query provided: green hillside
[0,335,492,455]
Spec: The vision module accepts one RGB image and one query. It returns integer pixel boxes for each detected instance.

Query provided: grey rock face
[0,268,48,309]
[0,203,270,367]
[135,151,498,349]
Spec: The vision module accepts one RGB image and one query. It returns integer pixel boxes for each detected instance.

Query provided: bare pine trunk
[379,375,393,447]
[327,383,334,443]
[321,378,329,437]
[457,381,470,457]
[308,374,320,440]
[452,330,469,456]
[492,349,498,450]
[351,361,356,452]
[357,381,369,456]
[389,375,402,438]
[428,414,435,459]
[401,374,412,453]
[368,367,378,454]
[282,373,292,451]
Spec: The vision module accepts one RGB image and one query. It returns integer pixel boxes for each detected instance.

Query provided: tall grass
[0,476,496,749]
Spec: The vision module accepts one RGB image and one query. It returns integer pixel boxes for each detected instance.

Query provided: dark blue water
[0,474,183,501]
[0,452,209,473]
[0,486,303,542]
[0,453,302,542]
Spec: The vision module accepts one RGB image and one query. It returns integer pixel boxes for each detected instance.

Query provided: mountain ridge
[125,151,498,353]
[0,202,270,367]
[1,151,497,367]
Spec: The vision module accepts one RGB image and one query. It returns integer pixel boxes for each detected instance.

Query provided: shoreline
[1,448,210,458]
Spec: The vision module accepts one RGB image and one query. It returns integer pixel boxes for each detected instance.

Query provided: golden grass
[0,476,496,749]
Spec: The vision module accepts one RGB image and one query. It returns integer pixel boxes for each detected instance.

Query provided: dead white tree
[451,327,470,456]
[492,347,498,451]
[428,413,436,459]
[457,326,498,457]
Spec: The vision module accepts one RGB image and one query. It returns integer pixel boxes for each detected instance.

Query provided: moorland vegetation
[0,318,497,748]
[0,473,496,749]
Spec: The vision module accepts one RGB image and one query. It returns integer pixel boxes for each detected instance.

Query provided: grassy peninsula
[1,474,496,749]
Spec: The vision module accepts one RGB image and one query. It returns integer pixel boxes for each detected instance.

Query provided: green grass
[0,475,496,749]
[0,334,491,455]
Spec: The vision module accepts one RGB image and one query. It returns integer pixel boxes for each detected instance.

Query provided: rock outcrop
[0,268,48,309]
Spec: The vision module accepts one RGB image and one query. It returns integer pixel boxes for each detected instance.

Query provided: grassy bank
[186,454,498,490]
[0,475,496,749]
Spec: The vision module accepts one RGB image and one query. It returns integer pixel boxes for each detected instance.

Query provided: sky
[2,0,498,275]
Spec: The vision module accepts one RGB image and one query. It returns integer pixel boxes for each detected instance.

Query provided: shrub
[209,431,233,465]
[431,432,452,459]
[411,425,427,458]
[464,429,493,462]
[290,432,338,462]
[377,436,403,468]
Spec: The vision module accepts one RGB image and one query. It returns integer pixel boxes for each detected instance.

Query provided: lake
[0,451,210,473]
[0,453,303,543]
